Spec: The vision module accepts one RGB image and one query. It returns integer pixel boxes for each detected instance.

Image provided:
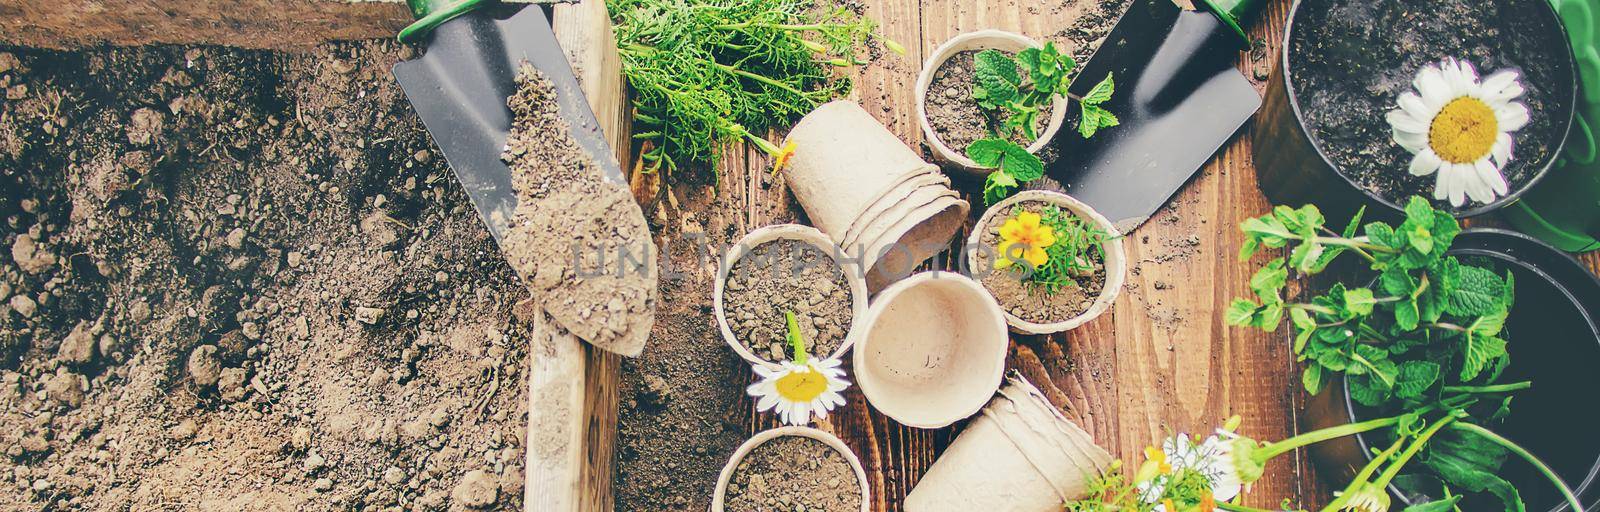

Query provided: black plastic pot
[1304,229,1600,511]
[1254,0,1578,222]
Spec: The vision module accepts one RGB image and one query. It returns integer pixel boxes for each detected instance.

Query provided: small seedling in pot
[966,43,1117,205]
[994,205,1109,296]
[746,311,851,426]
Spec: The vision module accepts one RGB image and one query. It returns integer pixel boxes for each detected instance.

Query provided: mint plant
[1226,197,1582,512]
[966,43,1117,205]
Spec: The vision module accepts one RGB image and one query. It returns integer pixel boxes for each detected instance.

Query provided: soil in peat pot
[0,43,535,510]
[924,50,1057,152]
[1289,0,1569,211]
[722,436,862,512]
[977,201,1105,324]
[499,64,655,357]
[724,239,852,363]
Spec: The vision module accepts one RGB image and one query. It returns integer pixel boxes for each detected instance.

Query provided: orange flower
[995,211,1056,270]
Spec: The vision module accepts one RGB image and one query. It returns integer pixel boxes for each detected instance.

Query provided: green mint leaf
[1501,270,1516,307]
[1393,299,1420,331]
[1302,364,1326,395]
[1225,299,1259,327]
[1348,373,1391,406]
[1342,206,1366,238]
[1250,259,1288,304]
[1081,73,1115,105]
[1288,239,1326,272]
[1000,144,1044,182]
[1379,267,1417,297]
[1294,325,1315,354]
[1425,427,1523,512]
[1365,222,1400,250]
[1447,265,1507,316]
[1316,348,1351,372]
[1461,334,1508,381]
[983,169,1018,206]
[1394,360,1440,399]
[1470,309,1509,338]
[972,50,1020,109]
[1404,196,1435,229]
[1239,237,1261,260]
[1342,287,1377,316]
[965,138,1010,168]
[1432,210,1462,249]
[1257,303,1284,329]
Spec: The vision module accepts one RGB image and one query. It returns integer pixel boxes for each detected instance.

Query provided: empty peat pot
[715,224,869,369]
[1304,229,1600,510]
[903,373,1113,512]
[916,30,1070,176]
[712,426,871,512]
[852,271,1009,429]
[1255,0,1576,221]
[964,190,1128,334]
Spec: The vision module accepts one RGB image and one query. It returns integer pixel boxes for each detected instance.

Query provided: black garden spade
[391,0,629,243]
[1045,0,1265,232]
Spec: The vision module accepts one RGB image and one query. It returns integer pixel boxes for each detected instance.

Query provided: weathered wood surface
[520,2,627,511]
[0,0,565,51]
[655,0,1599,511]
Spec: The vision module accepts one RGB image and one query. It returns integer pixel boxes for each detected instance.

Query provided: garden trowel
[1044,0,1264,233]
[391,0,628,244]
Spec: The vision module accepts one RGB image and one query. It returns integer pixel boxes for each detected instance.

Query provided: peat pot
[1304,229,1600,510]
[964,190,1127,334]
[916,30,1070,176]
[852,271,1008,429]
[1255,0,1576,221]
[711,426,871,512]
[714,224,870,369]
[903,374,1114,512]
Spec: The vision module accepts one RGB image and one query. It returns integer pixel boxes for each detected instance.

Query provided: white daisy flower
[1139,433,1244,510]
[1387,57,1530,207]
[746,357,850,426]
[745,310,851,426]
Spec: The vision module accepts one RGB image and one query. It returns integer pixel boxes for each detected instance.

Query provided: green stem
[713,21,834,31]
[1291,303,1338,316]
[1310,236,1395,254]
[1455,423,1586,512]
[1259,415,1403,461]
[1351,352,1396,388]
[1323,436,1408,512]
[784,310,807,365]
[1442,381,1531,395]
[1371,415,1459,488]
[713,62,816,103]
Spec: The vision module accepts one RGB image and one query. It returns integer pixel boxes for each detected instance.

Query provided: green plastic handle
[1197,0,1263,47]
[398,0,487,44]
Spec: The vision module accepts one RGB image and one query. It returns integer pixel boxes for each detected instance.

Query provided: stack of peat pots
[782,100,970,290]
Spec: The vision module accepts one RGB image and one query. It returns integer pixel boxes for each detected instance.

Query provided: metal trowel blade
[1044,0,1262,233]
[392,5,626,243]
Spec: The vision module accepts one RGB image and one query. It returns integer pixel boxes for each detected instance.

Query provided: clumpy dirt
[722,436,862,512]
[499,64,655,357]
[0,43,534,510]
[925,50,1057,152]
[976,201,1105,324]
[723,239,853,363]
[1289,0,1571,212]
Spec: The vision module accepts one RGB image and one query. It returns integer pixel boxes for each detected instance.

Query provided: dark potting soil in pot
[977,201,1106,324]
[925,50,1058,153]
[722,436,862,512]
[724,239,853,363]
[1288,0,1570,212]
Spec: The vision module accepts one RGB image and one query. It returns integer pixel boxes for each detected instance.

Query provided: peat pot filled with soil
[916,30,1069,175]
[965,190,1126,334]
[712,426,871,512]
[1305,229,1600,510]
[1255,0,1577,221]
[716,224,869,367]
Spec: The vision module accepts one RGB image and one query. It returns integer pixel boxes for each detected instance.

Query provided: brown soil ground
[723,238,853,363]
[0,43,534,510]
[975,201,1106,324]
[722,436,861,512]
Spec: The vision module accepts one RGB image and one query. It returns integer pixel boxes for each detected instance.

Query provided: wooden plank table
[628,0,1600,510]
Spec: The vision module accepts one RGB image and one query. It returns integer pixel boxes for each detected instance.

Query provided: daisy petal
[1397,92,1433,120]
[1481,70,1520,97]
[1496,102,1530,132]
[1492,132,1514,169]
[1434,171,1451,201]
[1450,164,1472,206]
[1410,149,1443,176]
[1416,66,1452,110]
[1387,109,1429,134]
[1464,165,1495,204]
[1394,129,1429,153]
[1476,159,1509,196]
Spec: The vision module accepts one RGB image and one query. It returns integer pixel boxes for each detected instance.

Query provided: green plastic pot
[1506,0,1600,252]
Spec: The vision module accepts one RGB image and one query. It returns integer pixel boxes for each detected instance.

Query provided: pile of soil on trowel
[0,43,533,510]
[498,64,655,357]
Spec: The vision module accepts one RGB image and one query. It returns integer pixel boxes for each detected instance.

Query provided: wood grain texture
[519,3,629,511]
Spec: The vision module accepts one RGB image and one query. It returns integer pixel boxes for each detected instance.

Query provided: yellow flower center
[775,369,827,402]
[1428,97,1498,164]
